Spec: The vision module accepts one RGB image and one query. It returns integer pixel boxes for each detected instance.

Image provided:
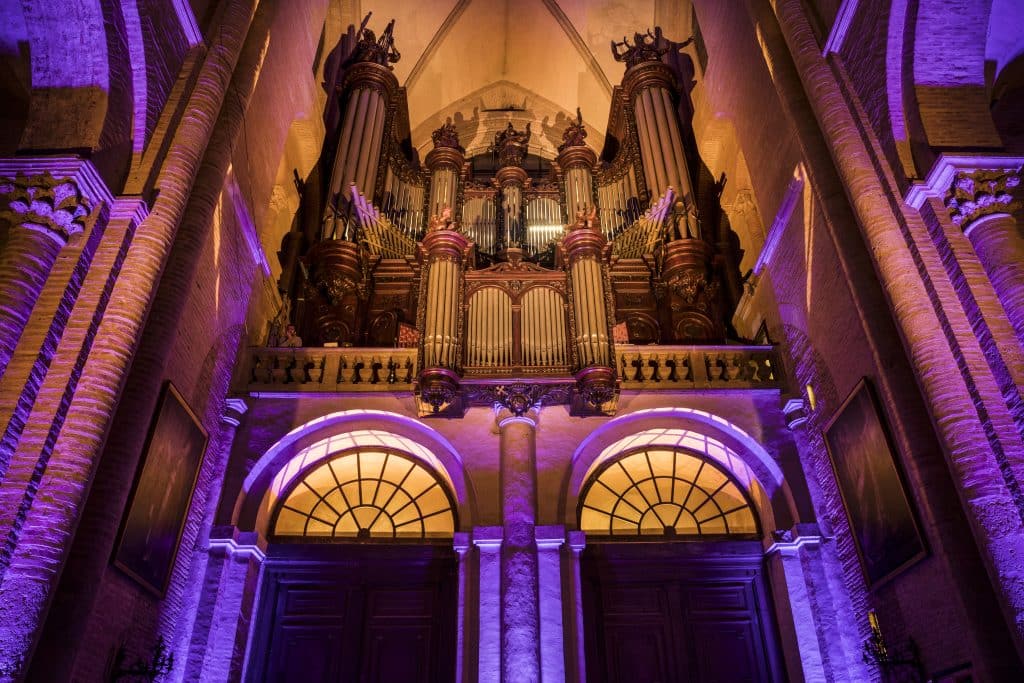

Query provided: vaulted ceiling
[363,0,694,158]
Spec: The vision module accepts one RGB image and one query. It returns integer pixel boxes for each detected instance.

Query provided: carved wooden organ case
[278,19,745,416]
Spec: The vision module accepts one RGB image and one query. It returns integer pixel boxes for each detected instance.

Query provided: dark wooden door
[248,544,457,683]
[582,541,783,683]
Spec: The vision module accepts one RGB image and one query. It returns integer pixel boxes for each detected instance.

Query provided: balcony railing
[239,344,782,394]
[244,347,419,392]
[615,344,781,390]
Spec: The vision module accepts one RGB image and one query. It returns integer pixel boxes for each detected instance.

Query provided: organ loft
[2,2,1023,681]
[274,19,761,419]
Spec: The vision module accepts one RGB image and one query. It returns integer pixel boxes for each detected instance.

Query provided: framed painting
[824,378,926,587]
[114,382,209,596]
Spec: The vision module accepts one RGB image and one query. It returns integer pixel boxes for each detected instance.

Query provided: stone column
[497,406,541,683]
[563,219,617,411]
[945,167,1024,346]
[0,164,101,377]
[473,527,503,682]
[187,529,265,683]
[453,532,470,683]
[765,525,872,683]
[425,123,465,218]
[617,54,693,204]
[566,531,587,683]
[416,228,470,414]
[535,525,567,683]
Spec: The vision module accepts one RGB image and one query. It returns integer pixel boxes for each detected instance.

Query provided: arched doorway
[246,445,460,682]
[578,445,784,682]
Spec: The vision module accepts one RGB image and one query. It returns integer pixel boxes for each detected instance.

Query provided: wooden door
[248,544,457,683]
[583,541,783,683]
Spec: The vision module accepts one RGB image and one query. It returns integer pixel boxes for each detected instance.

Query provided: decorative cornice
[475,382,559,417]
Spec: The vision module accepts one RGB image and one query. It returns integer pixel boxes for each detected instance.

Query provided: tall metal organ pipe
[322,60,398,230]
[425,123,465,219]
[416,226,470,412]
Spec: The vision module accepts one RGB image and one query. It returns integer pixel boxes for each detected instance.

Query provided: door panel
[583,542,783,683]
[248,544,456,683]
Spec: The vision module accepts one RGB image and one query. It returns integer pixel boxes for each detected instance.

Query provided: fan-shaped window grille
[579,448,758,537]
[273,449,456,539]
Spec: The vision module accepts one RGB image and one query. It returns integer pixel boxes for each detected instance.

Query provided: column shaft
[0,230,61,377]
[499,415,540,683]
[966,213,1024,346]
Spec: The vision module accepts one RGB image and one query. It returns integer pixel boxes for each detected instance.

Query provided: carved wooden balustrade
[244,346,419,392]
[615,344,781,390]
[240,344,781,394]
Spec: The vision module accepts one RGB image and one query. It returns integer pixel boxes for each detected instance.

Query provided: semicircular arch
[561,407,798,536]
[234,410,474,539]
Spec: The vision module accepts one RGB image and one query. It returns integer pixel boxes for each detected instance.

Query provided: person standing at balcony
[280,324,303,348]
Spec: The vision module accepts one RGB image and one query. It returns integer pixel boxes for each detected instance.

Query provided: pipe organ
[288,16,744,414]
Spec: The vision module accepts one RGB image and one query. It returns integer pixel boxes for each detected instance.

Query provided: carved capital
[0,172,93,244]
[945,168,1021,229]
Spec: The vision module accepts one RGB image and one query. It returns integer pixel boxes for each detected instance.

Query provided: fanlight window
[579,448,758,537]
[274,449,456,539]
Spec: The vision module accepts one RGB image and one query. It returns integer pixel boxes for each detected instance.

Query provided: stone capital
[221,398,249,427]
[945,168,1021,230]
[0,172,94,245]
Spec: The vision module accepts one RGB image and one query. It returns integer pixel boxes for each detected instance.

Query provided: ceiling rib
[404,0,474,92]
[540,0,613,97]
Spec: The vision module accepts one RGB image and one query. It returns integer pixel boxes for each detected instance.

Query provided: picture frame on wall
[824,378,926,587]
[114,382,208,597]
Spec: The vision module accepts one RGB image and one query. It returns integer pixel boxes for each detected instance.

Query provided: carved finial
[491,121,532,167]
[351,13,401,68]
[558,108,589,152]
[611,26,693,69]
[431,119,463,151]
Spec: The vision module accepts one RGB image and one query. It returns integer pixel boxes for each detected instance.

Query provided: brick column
[0,1,257,677]
[768,0,1024,655]
[946,167,1024,347]
[0,173,91,377]
[171,399,248,683]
